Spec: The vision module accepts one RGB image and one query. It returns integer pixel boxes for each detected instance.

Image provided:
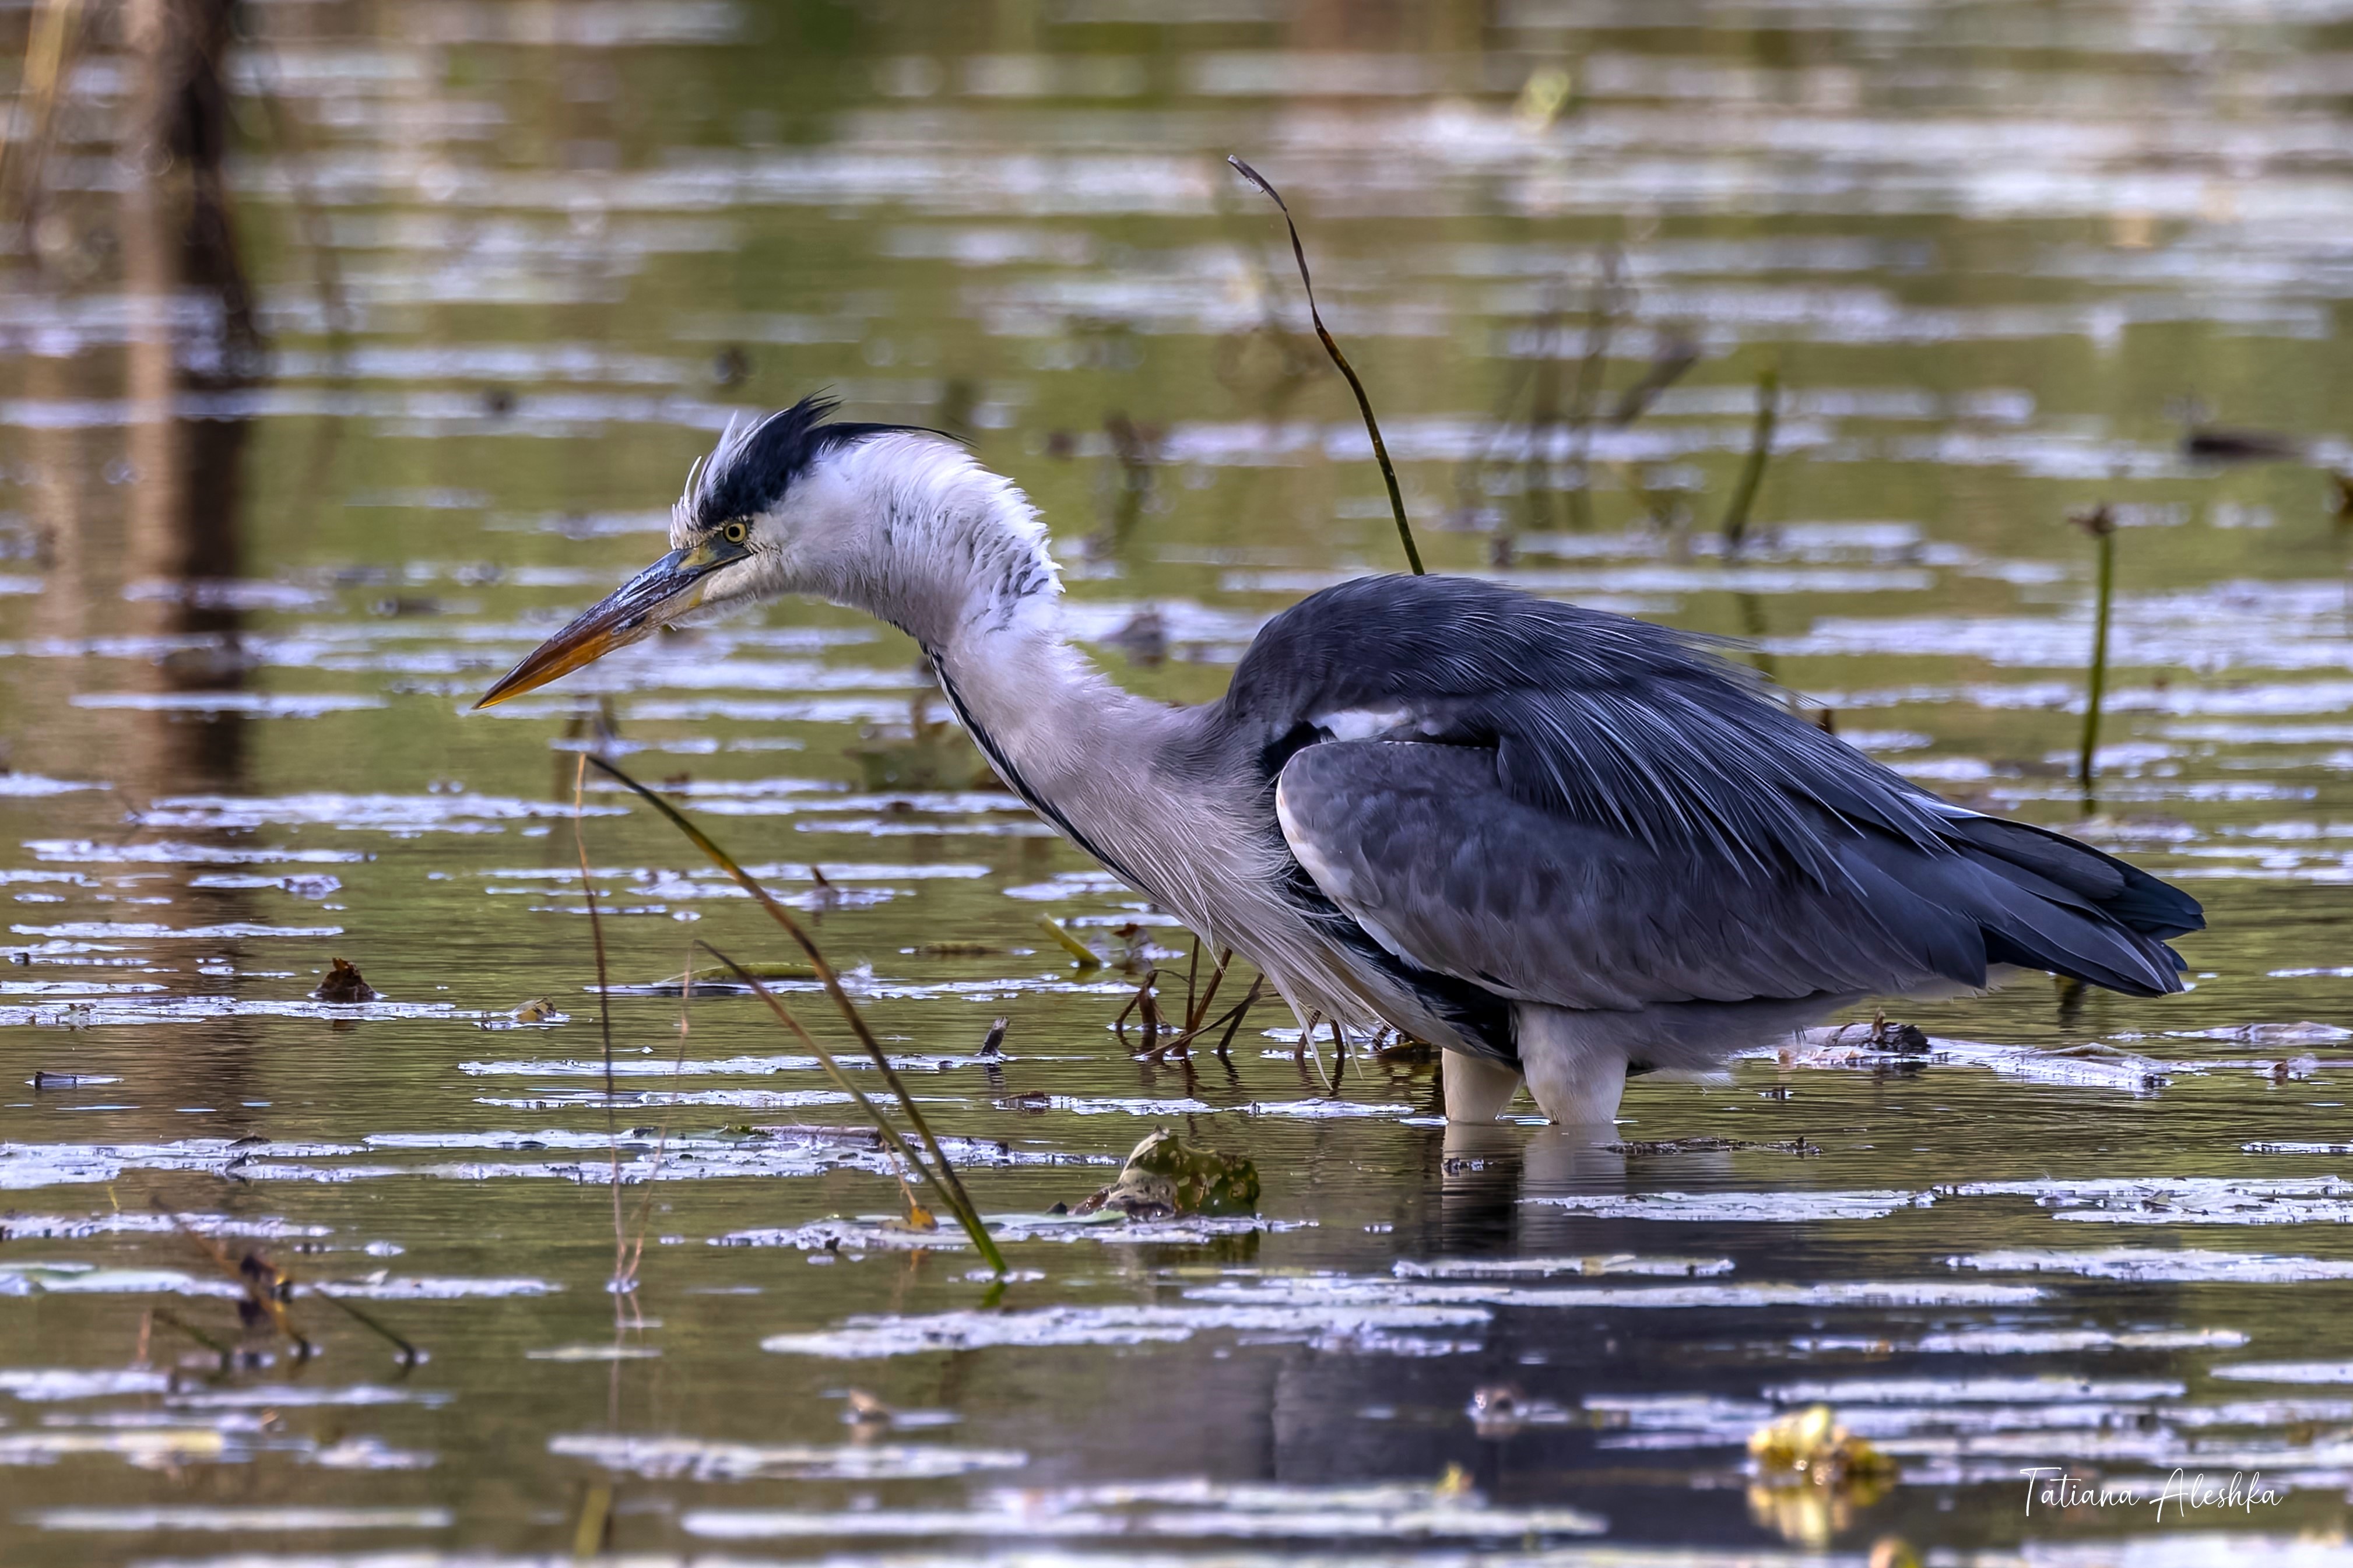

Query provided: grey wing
[1275,740,2184,1010]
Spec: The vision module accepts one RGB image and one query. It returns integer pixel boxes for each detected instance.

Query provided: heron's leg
[1441,1049,1523,1123]
[1515,1005,1628,1129]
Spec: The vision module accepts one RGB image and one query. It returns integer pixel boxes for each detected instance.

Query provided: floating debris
[1192,1276,2043,1316]
[2210,1362,2353,1384]
[1746,1403,1899,1547]
[311,958,377,1004]
[762,1299,1488,1359]
[1606,1136,1821,1156]
[26,1071,118,1089]
[1764,1374,2184,1405]
[682,1477,1602,1542]
[2183,426,2304,464]
[1074,1128,1259,1220]
[474,997,570,1031]
[1797,1327,2247,1357]
[26,1505,452,1531]
[2202,1020,2353,1046]
[714,1210,1289,1253]
[1467,1381,1561,1438]
[1037,916,1105,969]
[549,1432,1023,1482]
[1397,1255,1735,1280]
[1527,1190,1935,1222]
[638,961,817,996]
[1955,1174,2353,1226]
[1948,1247,2353,1282]
[1774,1027,2175,1093]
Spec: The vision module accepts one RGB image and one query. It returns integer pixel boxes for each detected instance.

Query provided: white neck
[792,435,1183,878]
[789,433,1063,654]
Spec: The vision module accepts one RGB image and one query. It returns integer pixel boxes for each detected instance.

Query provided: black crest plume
[684,394,918,525]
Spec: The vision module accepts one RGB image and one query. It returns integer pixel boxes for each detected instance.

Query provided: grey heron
[477,396,2204,1126]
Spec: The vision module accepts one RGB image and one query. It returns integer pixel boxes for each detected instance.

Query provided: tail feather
[1941,814,2205,940]
[1845,828,2189,997]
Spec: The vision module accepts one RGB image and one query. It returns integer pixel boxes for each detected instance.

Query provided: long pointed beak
[473,542,743,709]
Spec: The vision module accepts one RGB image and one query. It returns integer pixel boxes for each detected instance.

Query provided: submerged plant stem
[571,757,616,1107]
[1184,947,1232,1035]
[304,1286,420,1369]
[2075,506,2117,804]
[149,1306,231,1362]
[573,755,626,1293]
[159,1203,310,1356]
[1228,154,1423,575]
[1719,366,1779,553]
[1213,976,1265,1059]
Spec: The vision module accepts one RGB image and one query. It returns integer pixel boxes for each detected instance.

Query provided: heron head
[474,395,918,709]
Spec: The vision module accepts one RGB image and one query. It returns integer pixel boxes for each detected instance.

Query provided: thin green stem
[698,940,1006,1274]
[1719,366,1779,554]
[2078,525,2115,804]
[587,755,1002,1275]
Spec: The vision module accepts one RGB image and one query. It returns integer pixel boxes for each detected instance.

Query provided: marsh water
[6,1,2353,1562]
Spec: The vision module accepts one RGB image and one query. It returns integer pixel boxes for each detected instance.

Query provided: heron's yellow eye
[722,521,747,545]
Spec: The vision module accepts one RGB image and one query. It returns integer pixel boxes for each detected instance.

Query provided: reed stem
[1719,366,1779,554]
[2074,505,2117,806]
[588,755,1003,1274]
[1228,155,1424,575]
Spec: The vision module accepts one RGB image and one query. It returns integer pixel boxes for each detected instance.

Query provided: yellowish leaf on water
[1746,1403,1899,1546]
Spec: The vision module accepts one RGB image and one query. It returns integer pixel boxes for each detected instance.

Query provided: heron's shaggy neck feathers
[789,434,1060,650]
[795,436,1175,860]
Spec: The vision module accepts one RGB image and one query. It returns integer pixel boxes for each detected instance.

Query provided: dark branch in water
[1113,968,1160,1055]
[149,1307,233,1367]
[157,1202,310,1358]
[1213,976,1265,1060]
[1227,154,1424,575]
[1607,333,1699,427]
[304,1286,422,1370]
[2182,426,2302,465]
[1182,945,1232,1036]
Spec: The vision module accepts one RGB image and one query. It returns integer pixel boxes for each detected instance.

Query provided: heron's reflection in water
[1430,1011,1797,1260]
[1438,1099,1744,1254]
